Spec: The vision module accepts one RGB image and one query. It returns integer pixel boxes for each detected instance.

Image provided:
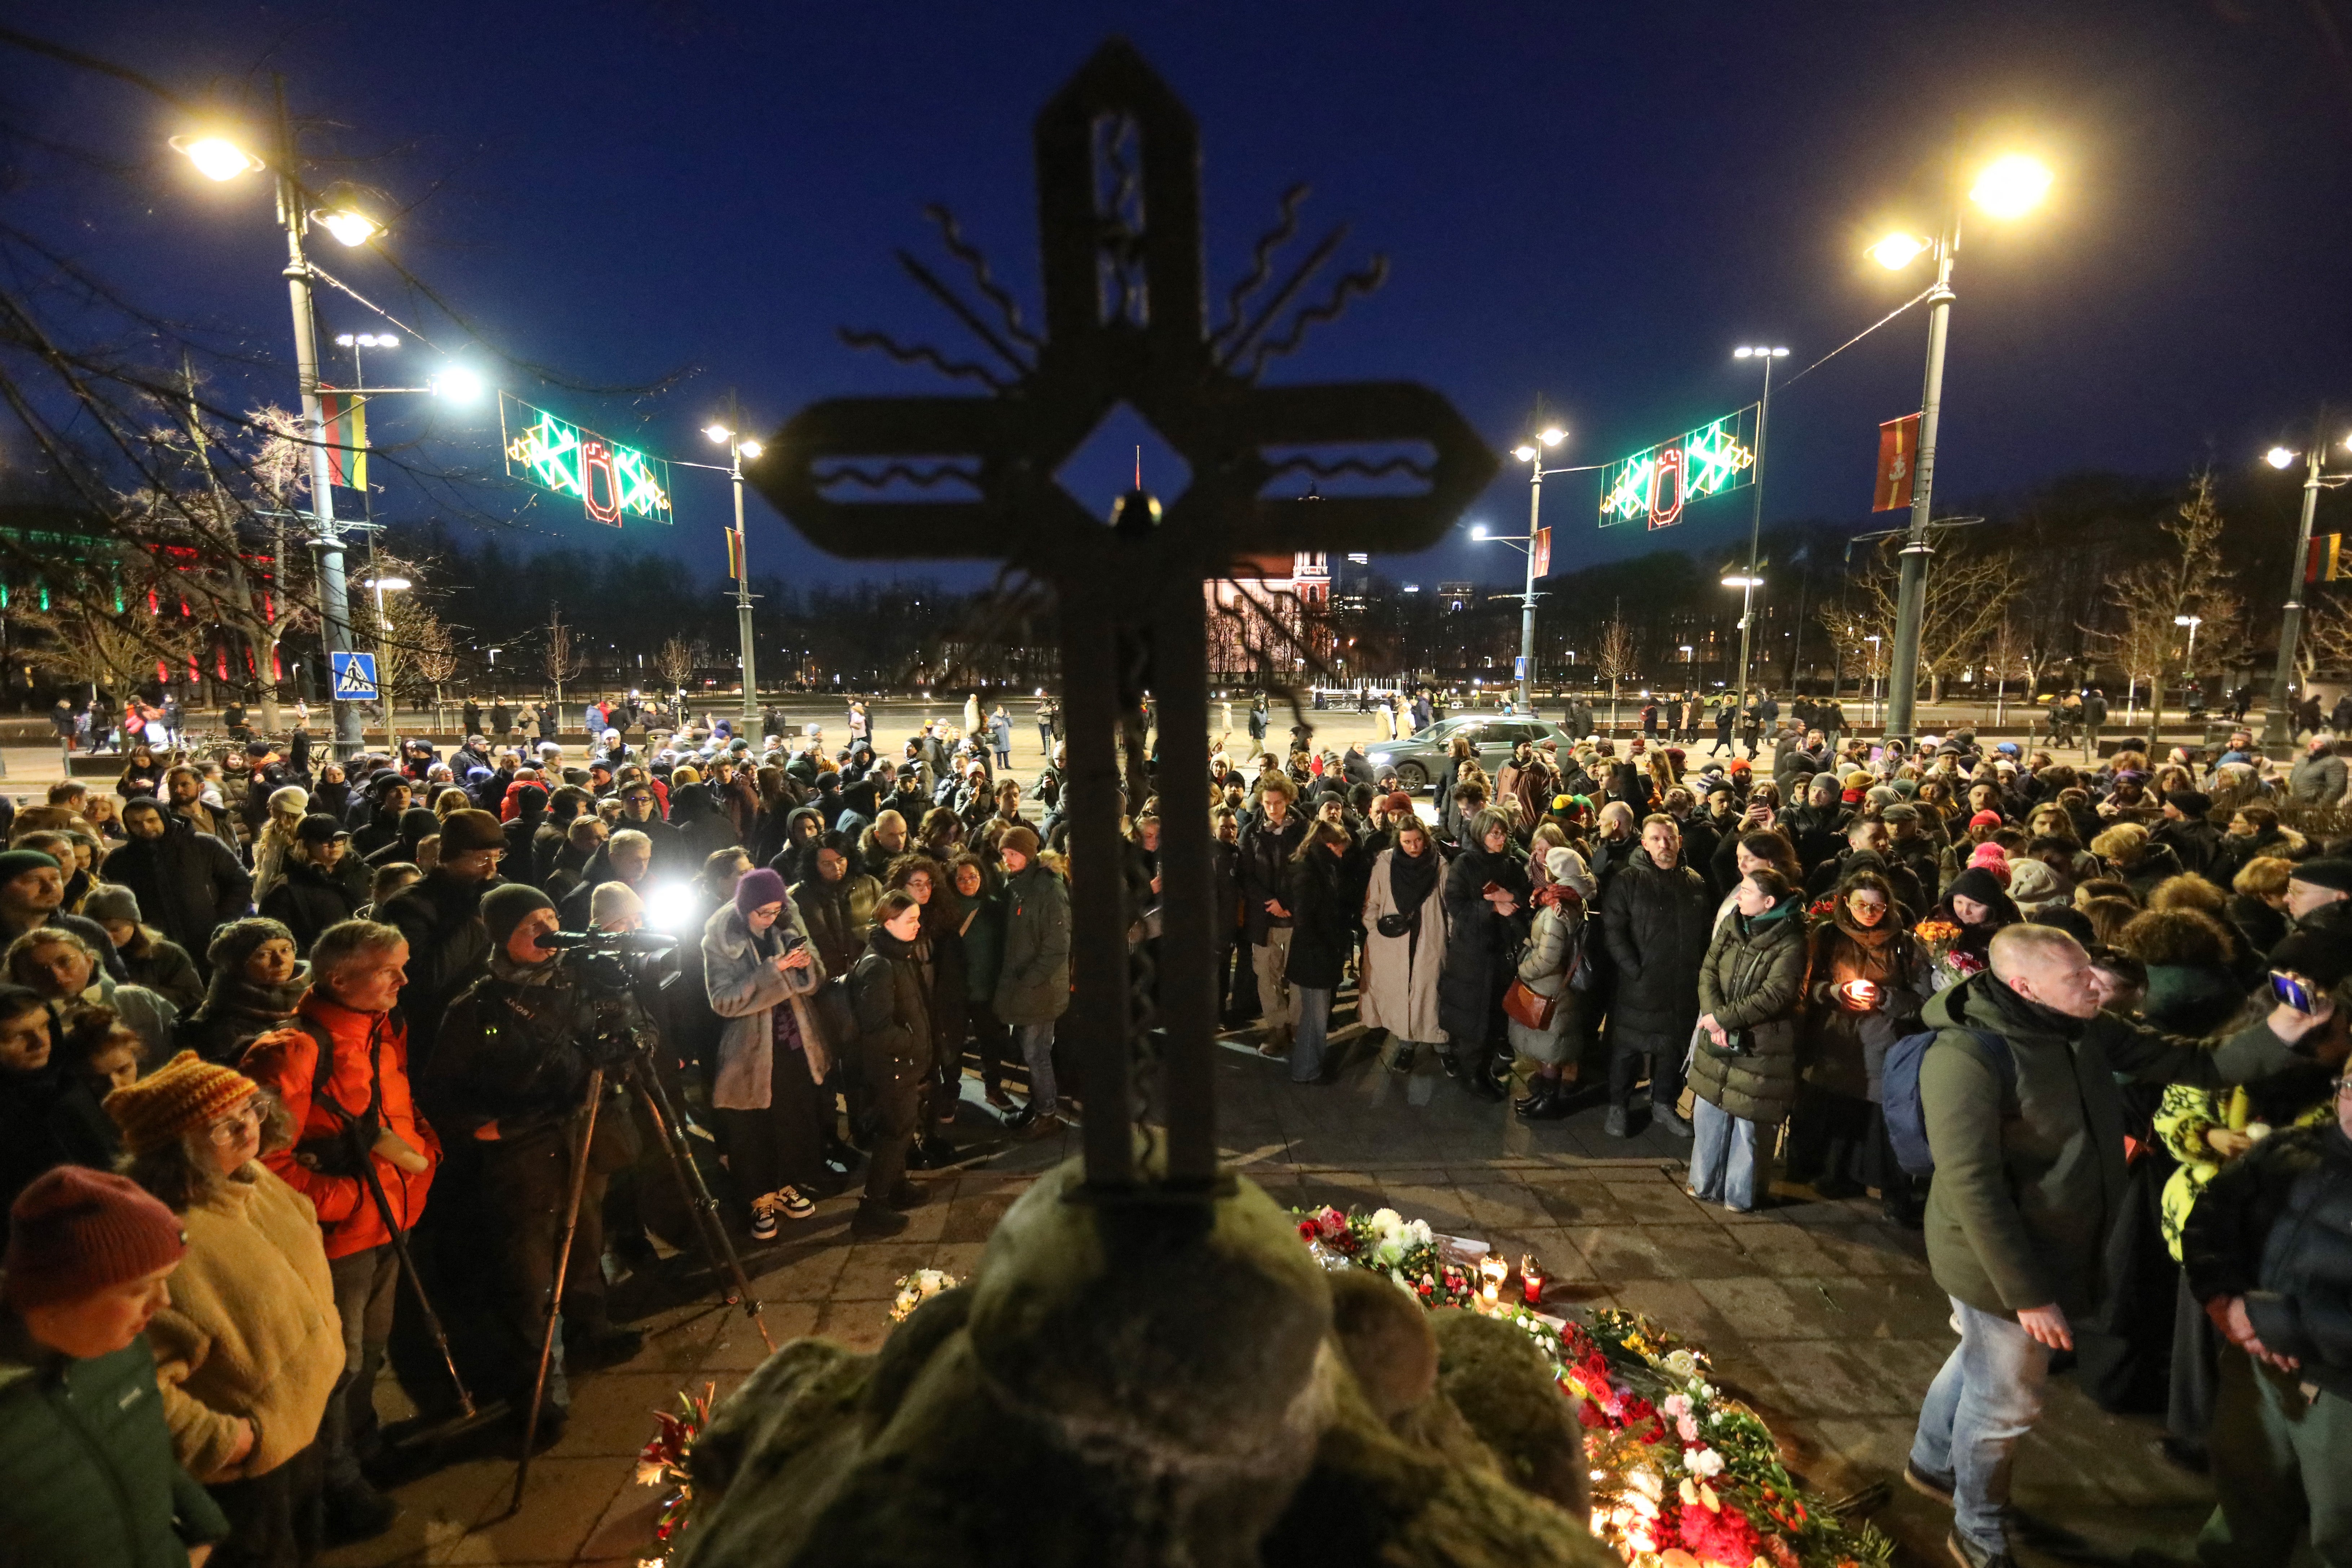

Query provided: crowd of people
[2,689,2349,1566]
[1223,712,2351,1568]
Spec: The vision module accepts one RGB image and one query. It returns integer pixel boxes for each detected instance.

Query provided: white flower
[1373,1236,1406,1266]
[1368,1206,1403,1236]
[1687,1446,1725,1479]
[1402,1219,1433,1247]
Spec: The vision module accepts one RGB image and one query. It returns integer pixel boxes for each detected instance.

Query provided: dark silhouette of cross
[754,39,1495,1195]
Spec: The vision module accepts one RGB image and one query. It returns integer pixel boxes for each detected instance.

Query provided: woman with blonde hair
[250,785,311,904]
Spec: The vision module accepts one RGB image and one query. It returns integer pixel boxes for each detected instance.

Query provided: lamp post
[1866,634,1884,725]
[1867,153,2053,744]
[2260,435,2352,753]
[703,401,766,734]
[362,575,409,746]
[1487,425,1567,714]
[171,87,480,758]
[1729,344,1788,723]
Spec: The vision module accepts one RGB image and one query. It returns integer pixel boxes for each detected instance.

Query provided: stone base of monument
[682,1153,1615,1567]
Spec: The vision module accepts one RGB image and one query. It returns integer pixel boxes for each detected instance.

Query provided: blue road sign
[331,651,379,700]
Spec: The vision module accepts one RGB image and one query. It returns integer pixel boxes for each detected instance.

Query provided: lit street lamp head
[1970,154,2054,220]
[429,366,486,403]
[1722,574,1763,589]
[1470,524,1488,540]
[364,577,412,592]
[1511,444,1536,461]
[170,134,262,182]
[704,424,734,444]
[1538,427,1565,446]
[313,208,381,247]
[2268,446,2300,470]
[737,440,763,459]
[1867,233,1929,270]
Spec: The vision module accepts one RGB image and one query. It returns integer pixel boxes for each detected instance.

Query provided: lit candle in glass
[1521,1253,1547,1304]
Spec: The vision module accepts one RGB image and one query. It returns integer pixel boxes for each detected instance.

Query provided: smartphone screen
[2269,971,2313,1012]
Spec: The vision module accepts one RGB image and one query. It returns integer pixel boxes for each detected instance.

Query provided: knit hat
[2267,928,2352,991]
[1968,810,2004,830]
[733,867,787,920]
[2288,857,2352,895]
[206,917,293,977]
[1944,866,2010,909]
[2,1166,186,1309]
[1968,841,2012,886]
[2006,858,2062,908]
[999,824,1041,859]
[103,1051,258,1157]
[0,848,60,884]
[439,809,507,854]
[80,884,140,926]
[482,882,556,950]
[1385,791,1417,818]
[295,814,349,846]
[2167,788,2213,819]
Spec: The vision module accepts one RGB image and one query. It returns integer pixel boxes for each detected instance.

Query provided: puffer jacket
[791,871,881,981]
[1799,911,1928,1103]
[0,1316,229,1568]
[2182,1121,2352,1401]
[1599,854,1714,1054]
[1437,842,1530,1049]
[1687,904,1808,1126]
[144,1164,343,1481]
[848,924,933,1096]
[1282,846,1354,993]
[1504,848,1595,1064]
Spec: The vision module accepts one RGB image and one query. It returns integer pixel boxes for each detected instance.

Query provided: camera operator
[423,885,645,1439]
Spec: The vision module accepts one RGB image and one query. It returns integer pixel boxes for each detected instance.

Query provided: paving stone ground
[321,1034,2232,1567]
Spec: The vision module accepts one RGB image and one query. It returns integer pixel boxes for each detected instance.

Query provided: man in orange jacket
[241,917,438,1543]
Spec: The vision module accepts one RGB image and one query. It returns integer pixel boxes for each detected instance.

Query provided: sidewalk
[319,1034,2219,1568]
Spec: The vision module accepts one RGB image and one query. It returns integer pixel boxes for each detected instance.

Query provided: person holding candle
[1685,868,1807,1213]
[1787,870,1931,1214]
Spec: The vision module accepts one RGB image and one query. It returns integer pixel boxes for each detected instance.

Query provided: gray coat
[2289,749,2347,806]
[701,900,824,1112]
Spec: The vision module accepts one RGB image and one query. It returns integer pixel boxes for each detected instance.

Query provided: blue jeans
[1687,1096,1762,1210]
[1291,986,1332,1081]
[1016,1022,1059,1114]
[1910,1296,2053,1555]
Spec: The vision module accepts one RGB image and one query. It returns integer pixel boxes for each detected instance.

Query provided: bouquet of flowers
[890,1268,961,1324]
[634,1382,715,1565]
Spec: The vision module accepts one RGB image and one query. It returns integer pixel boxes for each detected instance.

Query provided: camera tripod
[510,1022,775,1513]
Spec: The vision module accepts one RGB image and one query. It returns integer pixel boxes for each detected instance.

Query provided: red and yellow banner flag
[725,526,745,581]
[1873,413,1920,512]
[318,389,367,491]
[2308,533,2343,584]
[1530,525,1551,579]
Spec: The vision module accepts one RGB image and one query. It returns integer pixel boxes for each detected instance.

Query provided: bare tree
[412,615,459,730]
[1843,535,2022,705]
[655,635,694,697]
[1980,612,2057,730]
[1591,611,1637,734]
[2087,473,2245,737]
[13,544,206,702]
[544,608,585,728]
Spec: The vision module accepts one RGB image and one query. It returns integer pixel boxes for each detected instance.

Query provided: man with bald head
[1904,921,2324,1567]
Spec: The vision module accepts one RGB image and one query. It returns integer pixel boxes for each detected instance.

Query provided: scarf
[1385,842,1440,921]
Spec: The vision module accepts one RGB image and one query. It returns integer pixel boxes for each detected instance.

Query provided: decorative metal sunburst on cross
[752,38,1496,1198]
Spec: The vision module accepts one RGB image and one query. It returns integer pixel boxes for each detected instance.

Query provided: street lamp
[705,404,766,731]
[1867,150,2053,744]
[1482,425,1566,714]
[2259,429,2352,752]
[1728,345,1789,723]
[1865,633,1884,725]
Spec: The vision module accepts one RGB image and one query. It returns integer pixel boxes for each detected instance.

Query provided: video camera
[532,928,680,1062]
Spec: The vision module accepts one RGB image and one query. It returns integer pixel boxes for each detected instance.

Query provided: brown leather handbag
[1502,975,1557,1032]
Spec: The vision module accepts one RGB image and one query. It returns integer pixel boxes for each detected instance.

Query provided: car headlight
[1369,752,1392,766]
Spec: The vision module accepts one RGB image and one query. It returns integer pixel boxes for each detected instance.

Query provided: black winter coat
[848,926,933,1094]
[101,820,251,974]
[0,1060,118,1246]
[1237,810,1307,945]
[378,869,493,1068]
[2182,1122,2352,1401]
[1437,844,1530,1049]
[258,856,368,954]
[1283,848,1354,992]
[1600,855,1714,1052]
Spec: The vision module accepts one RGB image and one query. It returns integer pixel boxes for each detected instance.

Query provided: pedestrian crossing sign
[331,652,379,700]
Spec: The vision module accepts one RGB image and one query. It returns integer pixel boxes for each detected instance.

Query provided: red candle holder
[1520,1253,1547,1305]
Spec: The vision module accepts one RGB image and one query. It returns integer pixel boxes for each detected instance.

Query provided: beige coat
[1358,846,1450,1044]
[146,1163,344,1482]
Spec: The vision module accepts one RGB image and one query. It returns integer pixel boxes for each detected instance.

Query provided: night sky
[23,2,2352,593]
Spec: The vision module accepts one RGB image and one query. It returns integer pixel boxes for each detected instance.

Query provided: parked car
[1368,715,1574,792]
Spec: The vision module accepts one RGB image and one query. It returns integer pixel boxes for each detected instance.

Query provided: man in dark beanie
[378,808,507,1069]
[2152,788,2224,879]
[427,881,643,1430]
[259,815,369,955]
[0,1165,231,1567]
[0,846,126,981]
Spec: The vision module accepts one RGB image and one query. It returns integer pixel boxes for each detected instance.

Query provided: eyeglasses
[207,1100,262,1144]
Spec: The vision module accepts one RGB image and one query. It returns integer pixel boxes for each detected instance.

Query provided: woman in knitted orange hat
[110,1049,346,1564]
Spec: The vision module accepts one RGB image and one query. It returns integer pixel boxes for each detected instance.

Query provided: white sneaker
[773,1186,815,1221]
[749,1194,779,1242]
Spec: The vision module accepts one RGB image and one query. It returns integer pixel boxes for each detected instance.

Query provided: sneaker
[1653,1106,1693,1138]
[1604,1105,1630,1139]
[984,1085,1015,1111]
[1903,1459,1956,1506]
[852,1198,909,1238]
[748,1194,779,1242]
[772,1186,816,1221]
[1020,1110,1068,1141]
[1945,1526,2015,1568]
[917,1134,957,1167]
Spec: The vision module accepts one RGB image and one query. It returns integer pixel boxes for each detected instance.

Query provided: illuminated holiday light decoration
[1597,405,1759,530]
[499,392,675,527]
